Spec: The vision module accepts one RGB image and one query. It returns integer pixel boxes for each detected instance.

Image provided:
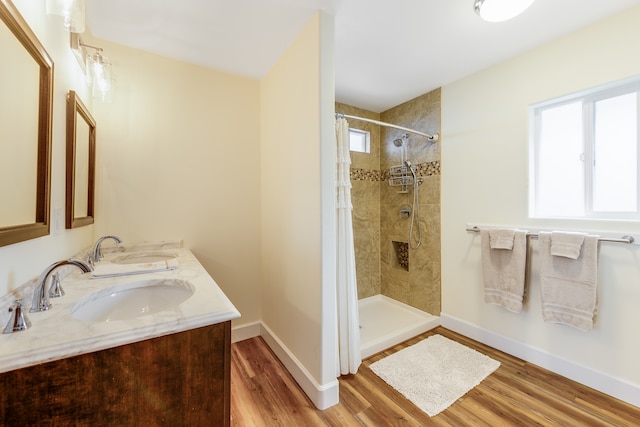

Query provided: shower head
[393,133,409,147]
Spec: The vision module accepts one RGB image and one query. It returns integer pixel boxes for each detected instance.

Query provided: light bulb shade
[474,0,535,22]
[86,52,112,99]
[46,0,85,32]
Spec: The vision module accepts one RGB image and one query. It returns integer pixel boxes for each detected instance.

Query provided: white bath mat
[369,334,500,417]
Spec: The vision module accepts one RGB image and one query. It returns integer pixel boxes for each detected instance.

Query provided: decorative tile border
[351,161,441,182]
[350,168,384,182]
[416,161,441,177]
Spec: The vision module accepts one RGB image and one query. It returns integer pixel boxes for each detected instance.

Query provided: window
[531,78,640,219]
[349,128,370,153]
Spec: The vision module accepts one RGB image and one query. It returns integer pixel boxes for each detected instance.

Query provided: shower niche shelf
[391,240,409,272]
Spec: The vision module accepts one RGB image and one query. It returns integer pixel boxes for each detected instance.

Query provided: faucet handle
[48,272,65,298]
[86,251,95,268]
[3,300,31,334]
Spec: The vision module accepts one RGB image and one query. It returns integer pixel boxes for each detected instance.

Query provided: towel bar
[465,225,635,244]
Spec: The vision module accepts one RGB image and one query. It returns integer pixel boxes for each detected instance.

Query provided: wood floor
[230,327,640,426]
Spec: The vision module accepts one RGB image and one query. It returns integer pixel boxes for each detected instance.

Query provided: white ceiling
[86,0,640,113]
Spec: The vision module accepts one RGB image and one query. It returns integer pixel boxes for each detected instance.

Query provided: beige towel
[90,258,179,278]
[550,231,586,259]
[539,232,599,331]
[481,229,528,313]
[489,228,516,250]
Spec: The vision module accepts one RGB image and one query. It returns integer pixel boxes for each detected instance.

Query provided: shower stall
[337,89,442,359]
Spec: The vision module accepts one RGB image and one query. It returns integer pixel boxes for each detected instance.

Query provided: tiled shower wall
[336,88,441,315]
[336,103,382,300]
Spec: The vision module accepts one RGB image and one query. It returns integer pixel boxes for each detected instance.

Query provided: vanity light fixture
[85,46,112,99]
[46,0,85,33]
[474,0,535,22]
[70,33,113,100]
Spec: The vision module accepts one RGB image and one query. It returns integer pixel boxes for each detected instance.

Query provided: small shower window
[349,128,370,153]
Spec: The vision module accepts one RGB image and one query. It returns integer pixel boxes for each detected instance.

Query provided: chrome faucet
[30,259,93,313]
[90,235,122,264]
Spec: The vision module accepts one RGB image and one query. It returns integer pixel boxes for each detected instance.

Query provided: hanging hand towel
[550,231,586,259]
[481,228,528,313]
[539,232,599,331]
[489,228,516,250]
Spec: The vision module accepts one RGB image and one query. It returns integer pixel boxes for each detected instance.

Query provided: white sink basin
[71,279,194,322]
[110,252,176,264]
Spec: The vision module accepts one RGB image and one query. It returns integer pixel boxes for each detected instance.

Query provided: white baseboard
[232,321,339,410]
[231,321,262,343]
[440,313,640,409]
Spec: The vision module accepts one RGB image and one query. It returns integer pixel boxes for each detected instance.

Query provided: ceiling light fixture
[474,0,535,22]
[46,0,85,33]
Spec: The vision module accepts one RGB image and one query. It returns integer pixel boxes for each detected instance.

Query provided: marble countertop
[0,242,240,374]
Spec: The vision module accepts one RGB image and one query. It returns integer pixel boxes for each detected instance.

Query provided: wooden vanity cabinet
[0,321,231,426]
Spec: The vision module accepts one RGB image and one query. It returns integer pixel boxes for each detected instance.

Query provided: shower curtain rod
[335,113,439,142]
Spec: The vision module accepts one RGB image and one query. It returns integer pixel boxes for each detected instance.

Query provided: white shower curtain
[335,117,361,375]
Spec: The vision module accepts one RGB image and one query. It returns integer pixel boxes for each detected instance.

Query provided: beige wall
[0,0,95,298]
[260,12,337,400]
[442,5,640,403]
[90,37,263,327]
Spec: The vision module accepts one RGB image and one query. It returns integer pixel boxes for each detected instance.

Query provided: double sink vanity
[0,0,240,426]
[0,240,240,425]
[2,2,239,423]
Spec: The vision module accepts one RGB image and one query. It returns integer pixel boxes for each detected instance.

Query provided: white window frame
[530,77,640,220]
[349,128,370,153]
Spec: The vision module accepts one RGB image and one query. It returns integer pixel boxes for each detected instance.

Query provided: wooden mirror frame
[0,0,54,247]
[65,91,96,229]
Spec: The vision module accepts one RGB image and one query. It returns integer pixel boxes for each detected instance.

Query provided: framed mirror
[0,0,54,247]
[65,91,96,229]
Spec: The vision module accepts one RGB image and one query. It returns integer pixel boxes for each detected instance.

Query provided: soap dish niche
[391,240,409,272]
